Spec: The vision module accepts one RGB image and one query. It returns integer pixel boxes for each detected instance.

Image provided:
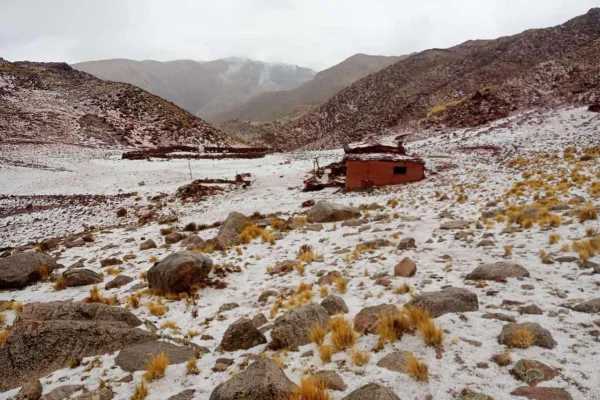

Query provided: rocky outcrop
[219,318,267,351]
[62,269,103,287]
[573,298,600,313]
[270,303,330,349]
[466,262,530,282]
[0,301,155,390]
[147,251,212,293]
[306,201,361,223]
[209,358,295,400]
[0,252,63,289]
[406,287,479,318]
[115,341,196,372]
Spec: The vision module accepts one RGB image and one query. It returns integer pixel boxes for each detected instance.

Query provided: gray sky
[0,0,597,71]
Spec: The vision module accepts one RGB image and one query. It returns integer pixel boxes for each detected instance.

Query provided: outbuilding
[343,140,425,191]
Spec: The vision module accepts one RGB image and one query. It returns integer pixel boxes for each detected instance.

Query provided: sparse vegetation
[131,380,148,400]
[334,276,347,294]
[506,327,535,349]
[318,344,334,363]
[287,377,331,400]
[417,318,444,348]
[405,354,429,382]
[310,323,327,346]
[491,351,512,366]
[351,348,371,366]
[377,313,408,345]
[329,316,356,351]
[186,356,200,375]
[148,301,167,316]
[144,352,169,381]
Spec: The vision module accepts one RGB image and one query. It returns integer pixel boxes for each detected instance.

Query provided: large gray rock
[406,287,479,318]
[440,220,471,230]
[0,302,155,391]
[219,317,267,351]
[215,212,249,248]
[307,200,361,223]
[353,304,398,334]
[115,341,196,372]
[0,252,63,289]
[573,298,600,314]
[376,350,413,373]
[511,359,558,386]
[17,379,42,400]
[167,390,196,400]
[466,262,530,282]
[510,387,572,400]
[147,251,212,293]
[74,388,113,400]
[321,295,349,315]
[343,383,400,400]
[40,385,85,400]
[313,370,347,391]
[270,303,330,349]
[209,358,295,400]
[499,323,557,349]
[62,269,103,287]
[140,239,157,250]
[105,275,134,290]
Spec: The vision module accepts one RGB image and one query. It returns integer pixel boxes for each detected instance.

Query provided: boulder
[18,379,42,400]
[252,313,268,328]
[499,323,557,349]
[376,350,413,373]
[466,262,530,282]
[40,385,84,400]
[306,200,361,223]
[62,269,103,287]
[0,252,63,289]
[440,220,471,230]
[218,302,240,313]
[258,290,278,303]
[511,359,559,386]
[147,251,212,293]
[164,232,184,245]
[219,317,267,351]
[317,270,343,285]
[115,341,196,372]
[353,304,398,334]
[167,390,196,400]
[343,383,400,400]
[510,387,572,400]
[394,257,417,277]
[397,237,416,250]
[573,298,600,314]
[0,302,155,391]
[105,275,134,290]
[270,303,330,349]
[181,235,205,249]
[74,388,113,400]
[215,212,249,248]
[313,370,347,391]
[321,295,349,315]
[209,358,295,400]
[140,239,157,250]
[406,287,479,318]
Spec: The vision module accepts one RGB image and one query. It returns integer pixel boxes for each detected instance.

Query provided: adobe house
[343,139,425,191]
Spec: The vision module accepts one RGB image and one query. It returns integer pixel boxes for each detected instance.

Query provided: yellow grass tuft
[334,276,347,294]
[318,344,334,363]
[160,320,179,330]
[187,329,200,338]
[319,285,329,298]
[586,227,597,237]
[105,267,121,276]
[11,302,23,313]
[350,348,371,366]
[271,219,285,230]
[144,352,169,381]
[37,265,49,282]
[491,351,512,366]
[405,354,429,382]
[298,251,317,263]
[504,245,513,258]
[417,318,444,349]
[148,302,167,316]
[127,294,141,309]
[329,316,356,351]
[186,356,200,375]
[130,379,148,400]
[0,313,5,325]
[506,327,535,349]
[53,276,67,291]
[270,298,282,318]
[377,313,409,345]
[549,233,561,245]
[560,243,571,252]
[310,323,327,346]
[287,377,332,400]
[240,223,264,244]
[578,205,598,223]
[393,283,412,295]
[404,306,431,331]
[0,329,9,346]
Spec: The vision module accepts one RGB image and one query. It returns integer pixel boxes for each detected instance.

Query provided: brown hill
[273,9,600,150]
[213,54,405,122]
[0,60,233,148]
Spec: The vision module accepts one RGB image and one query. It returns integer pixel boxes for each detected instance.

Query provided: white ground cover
[1,106,600,399]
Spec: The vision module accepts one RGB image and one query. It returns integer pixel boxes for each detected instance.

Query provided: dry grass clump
[377,313,409,345]
[586,227,597,237]
[404,306,431,331]
[84,285,117,305]
[506,327,535,349]
[334,276,347,294]
[387,199,399,208]
[160,320,179,330]
[504,245,513,258]
[329,316,356,351]
[560,243,571,252]
[105,267,121,276]
[240,223,264,244]
[287,377,331,400]
[298,251,318,263]
[351,348,371,366]
[393,283,412,295]
[319,285,329,297]
[417,318,444,349]
[549,233,561,245]
[539,250,552,263]
[271,219,286,230]
[318,344,335,363]
[572,237,600,261]
[0,329,8,346]
[578,204,598,222]
[131,380,148,400]
[9,302,23,313]
[53,276,67,291]
[187,329,200,338]
[147,301,167,316]
[491,351,512,366]
[36,265,49,282]
[159,227,173,236]
[0,313,5,325]
[144,352,169,381]
[127,294,141,309]
[310,323,327,346]
[261,229,276,245]
[284,283,314,309]
[186,356,200,375]
[405,354,429,382]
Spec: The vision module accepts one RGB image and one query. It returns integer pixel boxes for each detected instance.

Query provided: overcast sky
[0,0,597,71]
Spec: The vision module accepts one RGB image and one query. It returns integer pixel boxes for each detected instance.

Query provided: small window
[393,166,407,175]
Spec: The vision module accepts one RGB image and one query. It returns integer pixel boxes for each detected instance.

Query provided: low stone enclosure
[121,145,272,160]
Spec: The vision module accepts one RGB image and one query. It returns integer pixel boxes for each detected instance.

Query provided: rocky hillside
[72,58,316,122]
[213,54,405,123]
[273,8,600,150]
[0,59,233,148]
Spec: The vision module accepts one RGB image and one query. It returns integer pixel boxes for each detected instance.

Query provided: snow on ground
[1,106,600,399]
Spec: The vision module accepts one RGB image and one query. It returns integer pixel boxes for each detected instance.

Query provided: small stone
[394,257,416,277]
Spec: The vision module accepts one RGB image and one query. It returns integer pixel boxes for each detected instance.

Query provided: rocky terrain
[1,105,600,399]
[72,58,316,122]
[0,59,233,149]
[272,8,600,150]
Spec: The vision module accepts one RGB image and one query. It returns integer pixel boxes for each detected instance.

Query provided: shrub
[148,302,167,316]
[318,345,334,363]
[405,354,429,382]
[240,223,264,244]
[53,276,67,291]
[549,233,561,245]
[287,377,331,400]
[186,357,200,375]
[417,318,444,348]
[310,323,327,346]
[350,349,371,366]
[183,222,197,232]
[578,205,598,223]
[377,313,408,345]
[506,327,534,349]
[131,380,148,400]
[334,276,347,294]
[319,286,329,297]
[329,316,356,351]
[160,321,179,330]
[491,351,512,366]
[127,295,140,309]
[404,306,431,331]
[144,352,169,381]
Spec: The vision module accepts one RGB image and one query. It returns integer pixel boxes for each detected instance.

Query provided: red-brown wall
[345,160,425,191]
